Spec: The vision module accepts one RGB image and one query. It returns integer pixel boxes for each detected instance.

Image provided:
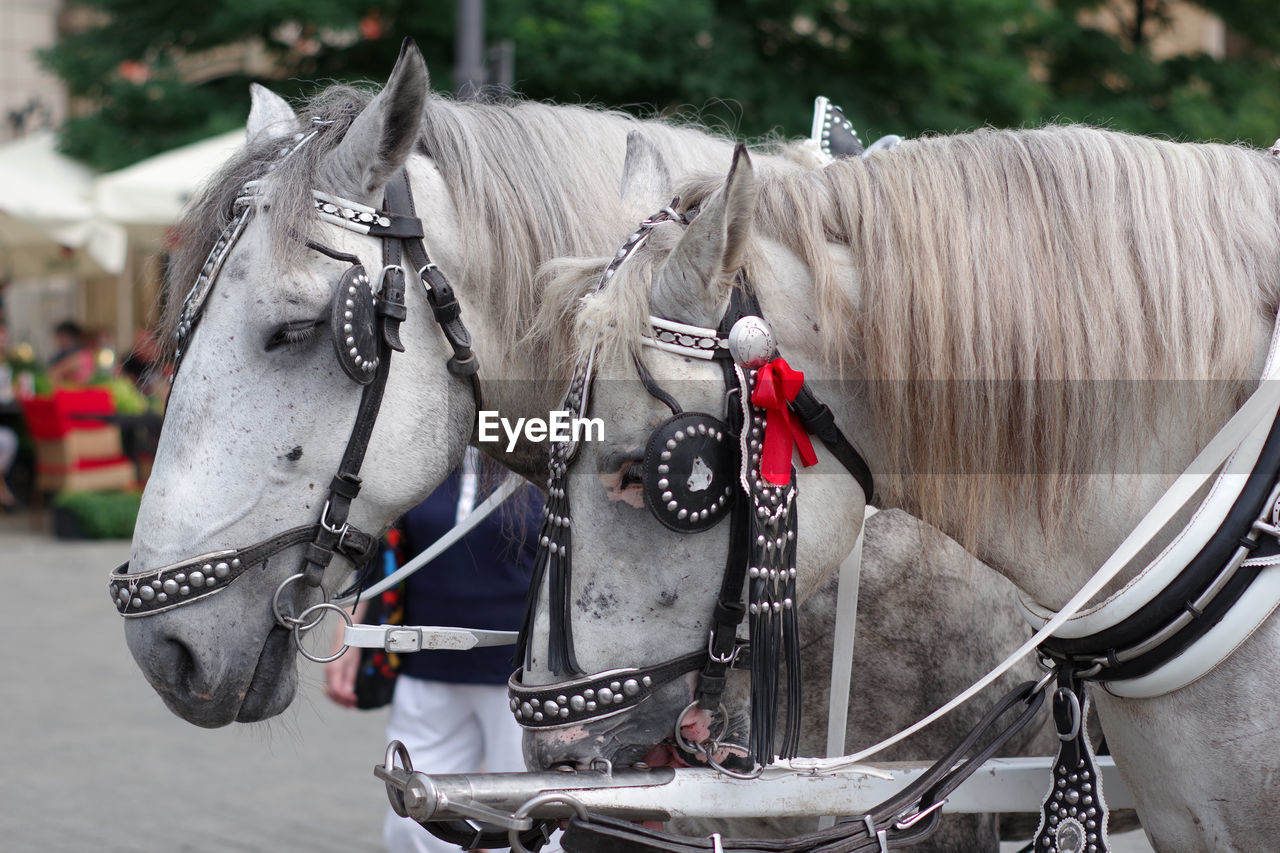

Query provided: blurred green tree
[39,0,1280,171]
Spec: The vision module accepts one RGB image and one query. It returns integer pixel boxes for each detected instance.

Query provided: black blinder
[331,265,381,385]
[643,411,736,533]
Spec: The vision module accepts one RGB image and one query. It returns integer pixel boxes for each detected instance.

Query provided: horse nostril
[162,633,199,688]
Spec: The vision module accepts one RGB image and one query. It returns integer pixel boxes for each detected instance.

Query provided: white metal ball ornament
[728,315,776,367]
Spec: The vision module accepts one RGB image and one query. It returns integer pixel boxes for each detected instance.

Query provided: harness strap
[790,386,874,503]
[695,288,759,712]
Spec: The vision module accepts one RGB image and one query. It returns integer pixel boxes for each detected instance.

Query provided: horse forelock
[747,124,1280,539]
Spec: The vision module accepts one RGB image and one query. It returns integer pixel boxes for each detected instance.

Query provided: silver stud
[665,439,677,450]
[349,347,358,357]
[156,593,167,603]
[205,576,217,587]
[163,579,179,595]
[140,586,155,601]
[609,681,621,692]
[570,696,586,712]
[660,451,671,461]
[657,478,669,490]
[179,585,191,595]
[623,679,640,696]
[534,712,543,722]
[214,562,229,578]
[520,702,533,718]
[544,700,559,715]
[674,430,684,440]
[584,689,594,699]
[598,688,614,703]
[667,501,678,512]
[131,597,142,608]
[510,698,519,711]
[657,464,669,474]
[587,701,597,711]
[117,589,131,606]
[150,579,162,589]
[662,491,673,502]
[344,323,353,334]
[189,571,205,586]
[642,676,652,687]
[231,559,241,568]
[677,509,688,519]
[175,573,185,583]
[559,708,569,717]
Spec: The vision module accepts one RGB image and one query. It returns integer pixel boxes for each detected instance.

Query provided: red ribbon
[750,357,818,486]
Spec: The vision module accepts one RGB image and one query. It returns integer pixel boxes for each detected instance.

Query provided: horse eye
[265,318,326,352]
[619,462,644,489]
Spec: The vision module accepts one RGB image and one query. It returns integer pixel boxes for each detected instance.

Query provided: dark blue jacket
[396,472,540,685]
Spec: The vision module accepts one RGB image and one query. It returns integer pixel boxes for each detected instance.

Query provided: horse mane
[557,125,1280,539]
[159,85,737,370]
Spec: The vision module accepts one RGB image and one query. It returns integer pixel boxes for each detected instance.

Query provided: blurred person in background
[46,320,95,386]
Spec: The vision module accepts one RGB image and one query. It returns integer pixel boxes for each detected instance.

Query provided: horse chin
[234,626,298,722]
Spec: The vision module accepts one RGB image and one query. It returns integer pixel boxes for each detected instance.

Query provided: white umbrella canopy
[0,132,126,276]
[93,128,246,248]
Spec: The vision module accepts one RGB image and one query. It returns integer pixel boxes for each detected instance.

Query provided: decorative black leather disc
[643,412,735,533]
[332,264,380,384]
[815,98,864,159]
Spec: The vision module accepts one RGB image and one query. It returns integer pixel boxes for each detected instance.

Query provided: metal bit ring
[293,602,354,663]
[271,572,330,629]
[672,701,728,756]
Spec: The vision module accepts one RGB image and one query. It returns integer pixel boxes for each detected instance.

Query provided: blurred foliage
[51,489,141,539]
[39,0,1280,170]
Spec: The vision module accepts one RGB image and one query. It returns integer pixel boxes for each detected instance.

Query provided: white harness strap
[1020,311,1280,696]
[334,473,525,607]
[817,504,875,829]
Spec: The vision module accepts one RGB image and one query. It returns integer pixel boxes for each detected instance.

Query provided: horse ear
[246,84,297,143]
[620,131,671,215]
[321,38,428,200]
[651,145,758,325]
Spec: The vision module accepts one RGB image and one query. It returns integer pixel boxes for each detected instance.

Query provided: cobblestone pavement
[1,517,391,852]
[1,513,1156,853]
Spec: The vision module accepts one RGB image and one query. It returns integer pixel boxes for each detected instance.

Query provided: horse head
[118,41,476,727]
[516,146,866,771]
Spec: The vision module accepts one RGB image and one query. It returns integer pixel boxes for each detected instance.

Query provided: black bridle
[508,204,875,767]
[109,164,480,620]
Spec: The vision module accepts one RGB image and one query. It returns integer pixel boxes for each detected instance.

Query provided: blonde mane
[553,126,1280,538]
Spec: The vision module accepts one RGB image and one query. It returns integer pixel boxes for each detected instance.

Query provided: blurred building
[0,0,65,144]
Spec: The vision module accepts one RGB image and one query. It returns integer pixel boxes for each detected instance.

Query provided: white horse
[115,44,1050,849]
[535,136,1280,851]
